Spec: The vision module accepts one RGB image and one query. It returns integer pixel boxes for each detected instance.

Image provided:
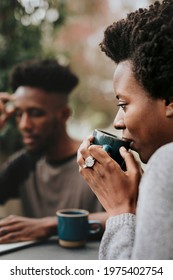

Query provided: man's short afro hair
[10,59,79,95]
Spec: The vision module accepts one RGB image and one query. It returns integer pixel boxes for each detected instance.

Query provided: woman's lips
[122,137,132,143]
[122,137,135,150]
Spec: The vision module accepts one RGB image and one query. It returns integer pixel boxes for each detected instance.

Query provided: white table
[0,237,100,260]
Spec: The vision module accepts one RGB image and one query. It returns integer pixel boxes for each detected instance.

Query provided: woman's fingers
[120,147,139,171]
[77,136,94,165]
[119,147,143,186]
[88,144,116,167]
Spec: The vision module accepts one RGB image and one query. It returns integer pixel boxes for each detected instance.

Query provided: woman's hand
[77,137,143,216]
[0,215,57,243]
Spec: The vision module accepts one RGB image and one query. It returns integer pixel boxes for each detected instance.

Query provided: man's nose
[113,108,125,130]
[18,113,32,130]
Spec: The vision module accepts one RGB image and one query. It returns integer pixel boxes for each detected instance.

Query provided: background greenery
[0,0,154,161]
[0,0,66,159]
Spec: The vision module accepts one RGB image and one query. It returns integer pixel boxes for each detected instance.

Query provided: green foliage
[0,0,66,160]
[0,1,43,91]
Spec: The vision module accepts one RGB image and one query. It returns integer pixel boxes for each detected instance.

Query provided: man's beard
[25,137,53,157]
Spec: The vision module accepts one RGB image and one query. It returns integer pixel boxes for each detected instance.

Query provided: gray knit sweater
[99,143,173,259]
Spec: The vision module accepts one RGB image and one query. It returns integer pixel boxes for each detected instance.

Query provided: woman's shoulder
[140,143,173,198]
[146,142,173,177]
[149,142,173,163]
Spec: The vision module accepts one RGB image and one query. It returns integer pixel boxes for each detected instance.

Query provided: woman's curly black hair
[100,0,173,100]
[10,59,79,95]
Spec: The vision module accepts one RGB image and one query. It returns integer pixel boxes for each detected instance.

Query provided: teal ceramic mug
[93,129,130,171]
[56,208,102,248]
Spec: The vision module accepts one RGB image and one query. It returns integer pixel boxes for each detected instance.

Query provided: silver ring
[82,156,95,168]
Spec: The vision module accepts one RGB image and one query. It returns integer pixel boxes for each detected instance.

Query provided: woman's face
[113,60,171,163]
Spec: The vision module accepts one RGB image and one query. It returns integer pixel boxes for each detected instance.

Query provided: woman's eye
[117,103,127,111]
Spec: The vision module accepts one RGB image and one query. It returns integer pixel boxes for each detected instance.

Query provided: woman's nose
[113,108,125,130]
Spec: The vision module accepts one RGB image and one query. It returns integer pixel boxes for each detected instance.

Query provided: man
[77,0,173,259]
[0,59,105,243]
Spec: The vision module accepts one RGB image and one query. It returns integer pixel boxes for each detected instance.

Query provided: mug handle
[88,220,103,236]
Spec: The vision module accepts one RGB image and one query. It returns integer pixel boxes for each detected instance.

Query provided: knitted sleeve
[99,143,173,260]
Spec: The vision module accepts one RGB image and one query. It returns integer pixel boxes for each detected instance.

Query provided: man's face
[13,86,63,153]
[113,60,170,163]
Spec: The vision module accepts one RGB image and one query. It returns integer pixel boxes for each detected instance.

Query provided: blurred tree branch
[0,0,67,158]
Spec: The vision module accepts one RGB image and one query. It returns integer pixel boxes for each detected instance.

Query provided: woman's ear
[166,101,173,117]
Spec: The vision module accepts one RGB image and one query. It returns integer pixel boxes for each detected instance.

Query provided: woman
[77,0,173,259]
